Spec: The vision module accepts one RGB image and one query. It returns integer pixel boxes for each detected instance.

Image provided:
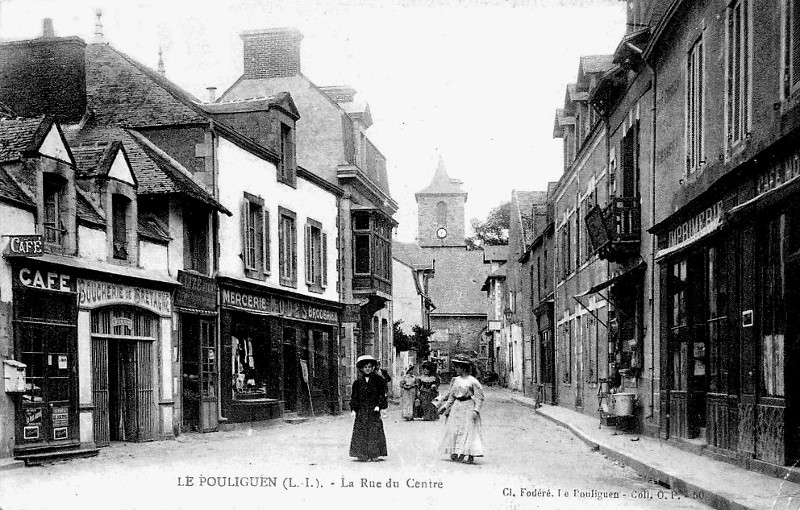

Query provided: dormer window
[43,174,66,246]
[277,121,296,186]
[112,194,130,260]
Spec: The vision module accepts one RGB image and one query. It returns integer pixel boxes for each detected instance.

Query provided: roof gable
[107,148,136,186]
[38,123,74,166]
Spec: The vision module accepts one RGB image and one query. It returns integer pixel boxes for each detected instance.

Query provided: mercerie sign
[5,235,43,257]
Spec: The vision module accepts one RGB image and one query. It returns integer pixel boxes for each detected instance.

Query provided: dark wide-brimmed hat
[421,361,436,371]
[450,354,472,367]
[356,354,378,369]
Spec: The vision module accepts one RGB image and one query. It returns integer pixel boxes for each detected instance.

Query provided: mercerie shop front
[217,277,341,423]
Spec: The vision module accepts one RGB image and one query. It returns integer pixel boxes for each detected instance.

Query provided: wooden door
[92,338,110,447]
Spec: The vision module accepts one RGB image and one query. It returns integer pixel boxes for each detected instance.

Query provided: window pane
[355,234,370,273]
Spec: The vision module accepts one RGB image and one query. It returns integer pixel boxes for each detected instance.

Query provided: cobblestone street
[0,388,711,510]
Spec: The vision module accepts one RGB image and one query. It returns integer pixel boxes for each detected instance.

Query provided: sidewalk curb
[0,458,24,472]
[511,396,753,510]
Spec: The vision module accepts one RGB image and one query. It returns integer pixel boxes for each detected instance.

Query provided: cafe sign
[4,235,43,257]
[77,278,172,316]
[221,288,338,325]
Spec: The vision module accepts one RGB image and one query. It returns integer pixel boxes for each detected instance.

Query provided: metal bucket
[612,393,635,416]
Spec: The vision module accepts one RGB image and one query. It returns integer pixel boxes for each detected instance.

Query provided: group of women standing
[399,362,441,421]
[348,354,485,465]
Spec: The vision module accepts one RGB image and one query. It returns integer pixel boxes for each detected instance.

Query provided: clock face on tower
[436,227,448,239]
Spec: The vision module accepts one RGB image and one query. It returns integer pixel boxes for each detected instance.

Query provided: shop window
[43,174,66,246]
[112,194,130,260]
[726,0,750,147]
[279,207,297,287]
[686,36,705,174]
[242,193,269,279]
[304,219,328,292]
[760,215,786,397]
[232,335,266,397]
[670,259,689,391]
[185,208,209,274]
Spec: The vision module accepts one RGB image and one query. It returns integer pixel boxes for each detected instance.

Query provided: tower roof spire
[415,156,467,200]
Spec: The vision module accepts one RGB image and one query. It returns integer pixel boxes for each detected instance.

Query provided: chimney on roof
[93,10,104,43]
[42,18,55,38]
[157,47,165,75]
[206,87,217,103]
[240,28,303,79]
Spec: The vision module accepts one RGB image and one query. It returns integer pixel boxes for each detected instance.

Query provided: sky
[0,0,625,242]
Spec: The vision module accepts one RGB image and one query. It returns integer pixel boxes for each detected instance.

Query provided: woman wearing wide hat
[439,354,484,464]
[349,355,388,461]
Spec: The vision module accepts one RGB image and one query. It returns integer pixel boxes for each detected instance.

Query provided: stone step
[282,412,309,425]
[16,447,99,466]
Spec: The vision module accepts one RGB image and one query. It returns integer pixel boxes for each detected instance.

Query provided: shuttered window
[786,0,800,96]
[726,0,749,147]
[304,219,325,292]
[686,37,705,174]
[279,207,297,287]
[241,193,267,279]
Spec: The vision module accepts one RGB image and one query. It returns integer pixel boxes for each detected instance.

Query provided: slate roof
[394,241,489,315]
[85,43,207,127]
[0,165,33,208]
[75,187,105,226]
[580,55,615,75]
[0,116,49,163]
[513,190,548,244]
[415,157,466,197]
[67,126,229,214]
[138,214,171,243]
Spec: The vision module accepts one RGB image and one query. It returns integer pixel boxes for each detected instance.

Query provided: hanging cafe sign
[221,287,338,325]
[4,235,43,257]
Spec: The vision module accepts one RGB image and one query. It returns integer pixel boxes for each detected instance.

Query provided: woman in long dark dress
[416,362,440,421]
[349,355,388,461]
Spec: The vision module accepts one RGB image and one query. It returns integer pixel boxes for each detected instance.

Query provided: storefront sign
[175,271,217,312]
[667,201,723,248]
[221,288,338,325]
[756,152,800,198]
[5,235,43,257]
[77,278,172,315]
[17,267,73,293]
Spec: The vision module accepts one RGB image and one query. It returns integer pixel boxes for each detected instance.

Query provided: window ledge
[307,284,324,294]
[279,278,297,289]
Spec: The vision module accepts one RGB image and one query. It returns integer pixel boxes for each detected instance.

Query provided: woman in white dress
[439,354,484,464]
[399,366,417,420]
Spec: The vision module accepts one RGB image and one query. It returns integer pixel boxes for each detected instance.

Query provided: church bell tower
[415,157,467,248]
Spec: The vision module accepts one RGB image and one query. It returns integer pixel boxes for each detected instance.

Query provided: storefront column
[77,310,94,446]
[159,316,174,440]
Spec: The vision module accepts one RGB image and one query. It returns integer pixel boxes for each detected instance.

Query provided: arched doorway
[91,306,158,446]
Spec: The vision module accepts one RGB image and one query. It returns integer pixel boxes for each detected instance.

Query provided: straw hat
[450,354,471,367]
[356,354,378,369]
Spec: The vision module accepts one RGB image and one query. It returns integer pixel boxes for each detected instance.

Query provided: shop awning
[574,261,645,298]
[654,217,723,262]
[726,173,800,224]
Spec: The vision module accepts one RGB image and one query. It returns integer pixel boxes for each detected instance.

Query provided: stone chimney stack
[240,28,303,79]
[206,87,217,102]
[42,18,55,38]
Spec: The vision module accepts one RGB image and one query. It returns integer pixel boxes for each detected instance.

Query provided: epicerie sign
[77,278,172,315]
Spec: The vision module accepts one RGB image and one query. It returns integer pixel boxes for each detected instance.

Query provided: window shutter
[305,223,313,285]
[268,117,280,153]
[322,231,328,288]
[291,220,298,284]
[793,0,800,89]
[287,131,296,185]
[263,208,270,274]
[241,199,250,269]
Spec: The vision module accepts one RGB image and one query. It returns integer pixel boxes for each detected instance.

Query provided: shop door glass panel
[18,323,76,445]
[182,318,201,432]
[200,319,218,432]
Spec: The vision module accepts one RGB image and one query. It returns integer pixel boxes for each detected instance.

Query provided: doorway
[181,316,218,433]
[282,327,298,412]
[91,307,157,446]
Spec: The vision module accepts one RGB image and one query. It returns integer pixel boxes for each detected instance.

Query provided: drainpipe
[647,64,658,422]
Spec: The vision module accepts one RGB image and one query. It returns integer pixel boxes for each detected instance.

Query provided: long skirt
[400,388,416,419]
[418,389,439,421]
[440,400,483,457]
[349,410,387,459]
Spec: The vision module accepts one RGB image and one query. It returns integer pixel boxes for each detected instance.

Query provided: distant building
[394,158,489,376]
